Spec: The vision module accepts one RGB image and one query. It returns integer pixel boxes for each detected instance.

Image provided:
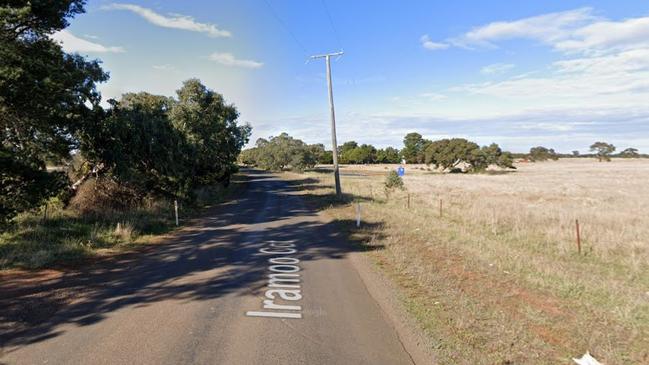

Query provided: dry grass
[0,175,244,269]
[287,159,649,364]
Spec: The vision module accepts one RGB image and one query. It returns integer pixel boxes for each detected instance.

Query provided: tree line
[1,1,250,224]
[240,131,646,174]
[239,132,515,172]
[519,142,644,162]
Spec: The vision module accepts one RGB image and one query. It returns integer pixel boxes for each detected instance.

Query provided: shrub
[384,170,404,191]
[69,178,140,216]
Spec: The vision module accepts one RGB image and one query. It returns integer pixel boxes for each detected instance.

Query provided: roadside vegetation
[1,1,250,268]
[286,159,649,364]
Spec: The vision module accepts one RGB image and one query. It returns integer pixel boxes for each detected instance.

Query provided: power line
[262,0,308,56]
[319,0,343,51]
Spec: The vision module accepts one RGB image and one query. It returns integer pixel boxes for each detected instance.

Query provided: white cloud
[457,7,595,48]
[152,64,174,71]
[419,92,448,101]
[208,52,263,69]
[435,7,649,56]
[51,30,124,53]
[481,63,515,75]
[104,3,231,38]
[420,35,449,50]
[555,16,649,53]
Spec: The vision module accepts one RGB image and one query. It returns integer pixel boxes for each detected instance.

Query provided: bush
[69,177,140,216]
[384,170,404,191]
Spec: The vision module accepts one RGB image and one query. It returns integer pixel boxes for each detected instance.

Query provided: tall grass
[0,179,238,269]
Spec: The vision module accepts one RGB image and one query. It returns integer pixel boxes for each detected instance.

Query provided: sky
[52,0,649,153]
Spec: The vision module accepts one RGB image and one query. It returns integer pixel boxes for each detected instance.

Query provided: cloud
[432,7,649,56]
[420,35,449,50]
[104,3,231,38]
[152,64,174,71]
[51,30,125,53]
[481,63,515,75]
[457,8,595,48]
[208,52,263,69]
[419,92,448,101]
[555,16,649,53]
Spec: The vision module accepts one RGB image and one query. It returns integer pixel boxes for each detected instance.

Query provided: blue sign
[397,166,405,177]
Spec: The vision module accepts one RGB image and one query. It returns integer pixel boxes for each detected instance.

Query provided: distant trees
[336,142,399,164]
[424,139,514,172]
[375,147,401,163]
[590,142,615,162]
[240,133,317,172]
[619,147,639,158]
[528,146,559,162]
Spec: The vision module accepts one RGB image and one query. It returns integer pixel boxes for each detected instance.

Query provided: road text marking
[246,240,303,319]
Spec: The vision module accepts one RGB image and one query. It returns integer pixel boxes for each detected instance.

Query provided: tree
[347,144,376,164]
[590,142,615,162]
[242,133,316,171]
[572,150,580,157]
[81,92,194,199]
[402,133,430,163]
[1,0,108,223]
[169,79,251,185]
[338,141,358,164]
[425,139,514,172]
[529,146,558,162]
[376,147,401,163]
[619,147,639,158]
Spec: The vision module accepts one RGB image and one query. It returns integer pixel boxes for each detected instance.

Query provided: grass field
[287,159,649,364]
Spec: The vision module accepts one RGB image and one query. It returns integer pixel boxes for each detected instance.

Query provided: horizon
[52,0,649,153]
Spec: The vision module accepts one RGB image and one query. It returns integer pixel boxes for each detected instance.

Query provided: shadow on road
[0,170,384,352]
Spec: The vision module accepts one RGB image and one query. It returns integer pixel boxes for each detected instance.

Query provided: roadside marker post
[575,219,581,254]
[439,199,443,218]
[356,202,361,227]
[174,200,179,226]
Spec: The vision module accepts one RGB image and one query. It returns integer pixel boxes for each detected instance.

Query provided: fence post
[575,219,581,254]
[407,193,410,209]
[174,200,179,226]
[439,198,443,218]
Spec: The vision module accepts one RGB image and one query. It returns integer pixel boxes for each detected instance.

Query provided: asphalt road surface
[1,171,415,365]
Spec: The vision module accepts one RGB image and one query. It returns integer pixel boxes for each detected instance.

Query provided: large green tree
[402,133,431,163]
[425,138,514,172]
[80,93,194,198]
[244,133,316,171]
[1,0,108,223]
[169,79,251,185]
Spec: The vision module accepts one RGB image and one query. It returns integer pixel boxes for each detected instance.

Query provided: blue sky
[53,0,649,152]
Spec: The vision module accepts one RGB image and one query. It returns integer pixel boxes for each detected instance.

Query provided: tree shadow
[0,169,384,353]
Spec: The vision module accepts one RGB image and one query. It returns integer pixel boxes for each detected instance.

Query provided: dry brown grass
[287,159,649,364]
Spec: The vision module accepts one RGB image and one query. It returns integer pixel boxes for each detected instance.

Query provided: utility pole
[311,51,343,198]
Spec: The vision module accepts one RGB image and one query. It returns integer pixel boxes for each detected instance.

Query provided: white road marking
[245,311,302,319]
[246,240,304,319]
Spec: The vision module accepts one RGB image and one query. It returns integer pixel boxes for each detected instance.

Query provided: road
[1,171,415,364]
